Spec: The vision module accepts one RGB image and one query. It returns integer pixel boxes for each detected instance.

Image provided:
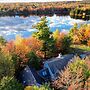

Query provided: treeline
[0,2,89,16]
[0,7,69,16]
[70,8,90,20]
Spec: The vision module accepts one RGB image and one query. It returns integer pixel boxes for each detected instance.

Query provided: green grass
[69,44,90,54]
[71,44,90,51]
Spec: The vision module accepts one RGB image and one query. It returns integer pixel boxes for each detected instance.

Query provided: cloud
[0,15,89,41]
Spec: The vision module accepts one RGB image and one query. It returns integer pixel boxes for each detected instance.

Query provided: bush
[0,76,24,90]
[25,83,53,90]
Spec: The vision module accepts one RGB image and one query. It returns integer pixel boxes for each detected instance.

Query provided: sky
[0,0,82,3]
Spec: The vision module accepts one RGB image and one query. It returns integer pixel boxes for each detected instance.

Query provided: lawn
[70,44,90,54]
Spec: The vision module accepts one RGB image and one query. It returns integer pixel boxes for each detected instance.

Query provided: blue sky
[0,0,82,3]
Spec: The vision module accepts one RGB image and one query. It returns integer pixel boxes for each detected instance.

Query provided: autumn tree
[53,30,64,52]
[53,56,90,90]
[53,29,72,53]
[69,23,78,36]
[53,29,60,40]
[79,24,90,45]
[69,24,90,45]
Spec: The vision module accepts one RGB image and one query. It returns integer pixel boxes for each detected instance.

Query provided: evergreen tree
[33,17,55,59]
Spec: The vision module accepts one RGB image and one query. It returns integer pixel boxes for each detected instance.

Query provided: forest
[0,1,90,16]
[0,17,90,90]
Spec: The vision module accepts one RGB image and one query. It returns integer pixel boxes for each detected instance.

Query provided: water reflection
[0,15,90,41]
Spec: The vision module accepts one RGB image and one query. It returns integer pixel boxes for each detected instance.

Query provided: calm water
[0,15,90,41]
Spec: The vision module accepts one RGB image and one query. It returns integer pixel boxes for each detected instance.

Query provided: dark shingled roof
[19,66,37,86]
[44,54,74,80]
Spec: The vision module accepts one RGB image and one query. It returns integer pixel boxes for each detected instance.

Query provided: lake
[0,14,90,41]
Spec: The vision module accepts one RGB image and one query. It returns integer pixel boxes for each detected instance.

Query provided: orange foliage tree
[53,29,72,53]
[53,30,65,52]
[69,24,90,45]
[5,35,43,69]
[53,56,90,90]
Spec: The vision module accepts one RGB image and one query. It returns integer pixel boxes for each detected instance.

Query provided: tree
[69,23,78,37]
[27,51,41,70]
[27,37,43,52]
[53,56,90,90]
[82,24,90,45]
[53,30,72,53]
[53,29,60,40]
[0,36,6,45]
[11,35,31,70]
[33,17,56,59]
[0,49,15,80]
[61,35,72,53]
[0,76,24,90]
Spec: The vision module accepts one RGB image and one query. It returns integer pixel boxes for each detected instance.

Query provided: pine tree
[33,17,55,59]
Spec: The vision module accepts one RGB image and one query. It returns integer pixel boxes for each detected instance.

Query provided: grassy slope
[70,44,90,55]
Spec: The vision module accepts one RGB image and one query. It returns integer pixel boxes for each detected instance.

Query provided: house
[19,54,74,86]
[38,54,74,81]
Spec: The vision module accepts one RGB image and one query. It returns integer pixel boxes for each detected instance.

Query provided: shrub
[0,76,24,90]
[25,83,53,90]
